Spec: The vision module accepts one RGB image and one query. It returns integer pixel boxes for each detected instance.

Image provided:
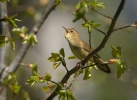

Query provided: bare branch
[1,0,61,79]
[114,24,131,32]
[0,2,10,100]
[91,8,113,19]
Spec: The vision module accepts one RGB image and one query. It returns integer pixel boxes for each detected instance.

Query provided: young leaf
[115,59,127,79]
[68,55,77,59]
[111,46,121,58]
[53,62,61,69]
[21,90,30,100]
[45,73,52,81]
[83,67,92,80]
[76,2,82,10]
[31,64,38,76]
[48,53,61,62]
[73,10,85,22]
[59,48,65,57]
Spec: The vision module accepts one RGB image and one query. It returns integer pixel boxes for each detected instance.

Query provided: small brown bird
[63,27,111,73]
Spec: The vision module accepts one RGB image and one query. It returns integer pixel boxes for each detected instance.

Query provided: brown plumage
[63,27,111,73]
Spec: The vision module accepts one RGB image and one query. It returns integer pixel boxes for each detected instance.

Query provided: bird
[63,27,111,73]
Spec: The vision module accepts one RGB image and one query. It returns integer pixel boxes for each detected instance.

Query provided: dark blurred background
[7,0,137,100]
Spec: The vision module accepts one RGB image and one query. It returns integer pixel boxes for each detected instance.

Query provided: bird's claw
[76,61,83,68]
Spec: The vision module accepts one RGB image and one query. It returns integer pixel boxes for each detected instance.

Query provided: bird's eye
[70,30,73,33]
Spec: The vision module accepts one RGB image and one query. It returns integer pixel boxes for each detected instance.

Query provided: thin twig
[83,17,107,35]
[1,0,61,79]
[88,32,92,49]
[50,80,59,86]
[92,8,113,20]
[113,24,131,32]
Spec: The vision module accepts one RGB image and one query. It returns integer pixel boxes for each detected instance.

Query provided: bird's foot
[76,61,83,68]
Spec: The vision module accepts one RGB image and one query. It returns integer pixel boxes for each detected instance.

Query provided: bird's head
[62,27,80,41]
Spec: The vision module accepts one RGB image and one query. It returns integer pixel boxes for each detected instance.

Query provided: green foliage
[4,72,21,97]
[73,10,85,22]
[110,46,127,79]
[115,59,127,79]
[111,46,121,58]
[83,67,92,80]
[82,20,100,32]
[26,64,52,87]
[91,0,105,8]
[75,0,105,11]
[0,35,8,47]
[67,55,77,59]
[0,0,10,3]
[41,85,56,92]
[21,90,30,100]
[0,35,15,50]
[48,48,66,70]
[45,73,52,81]
[12,26,38,47]
[73,0,103,33]
[54,0,62,5]
[2,14,21,28]
[58,89,75,100]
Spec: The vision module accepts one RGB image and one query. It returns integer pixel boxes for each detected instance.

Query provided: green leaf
[22,34,38,47]
[61,58,66,67]
[48,53,61,62]
[59,48,65,57]
[11,41,15,50]
[21,26,28,33]
[21,90,30,100]
[45,73,52,81]
[0,0,10,2]
[4,72,21,97]
[0,35,6,47]
[82,21,92,33]
[83,67,92,80]
[12,28,21,35]
[76,2,82,10]
[26,76,37,87]
[53,62,61,69]
[68,55,77,59]
[41,86,49,92]
[73,10,86,22]
[115,59,127,79]
[97,2,105,8]
[111,46,121,58]
[54,0,62,5]
[4,14,21,28]
[32,64,38,76]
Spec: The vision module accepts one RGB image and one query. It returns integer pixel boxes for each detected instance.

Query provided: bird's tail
[93,55,111,73]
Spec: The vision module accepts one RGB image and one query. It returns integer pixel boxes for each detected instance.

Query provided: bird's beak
[62,26,68,33]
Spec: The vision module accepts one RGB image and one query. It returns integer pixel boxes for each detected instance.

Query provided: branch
[82,0,125,65]
[46,67,79,100]
[113,24,132,32]
[47,0,126,99]
[83,17,106,35]
[1,0,61,79]
[91,8,113,19]
[0,2,10,100]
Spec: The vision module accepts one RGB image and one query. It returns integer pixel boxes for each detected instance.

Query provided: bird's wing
[80,40,90,53]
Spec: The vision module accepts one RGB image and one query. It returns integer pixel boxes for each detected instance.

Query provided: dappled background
[7,0,137,100]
